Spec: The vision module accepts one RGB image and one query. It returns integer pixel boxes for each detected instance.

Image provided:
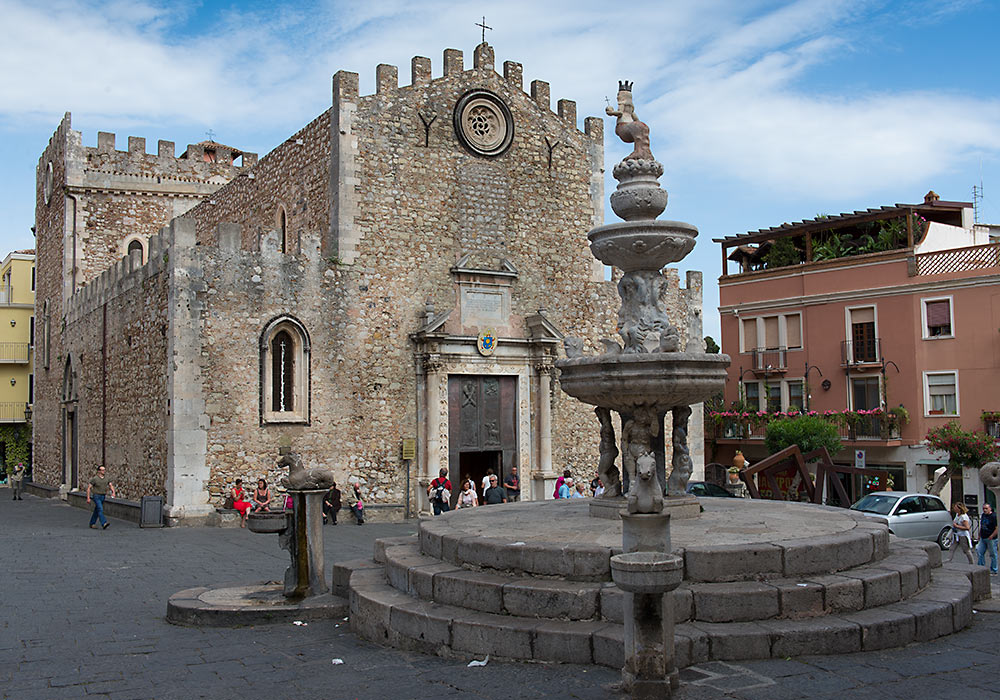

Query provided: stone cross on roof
[475,16,492,44]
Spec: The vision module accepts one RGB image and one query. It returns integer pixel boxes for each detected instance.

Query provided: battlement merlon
[332,44,601,137]
[82,129,257,167]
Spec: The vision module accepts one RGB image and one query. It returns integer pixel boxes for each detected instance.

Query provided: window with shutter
[924,299,952,337]
[925,372,957,416]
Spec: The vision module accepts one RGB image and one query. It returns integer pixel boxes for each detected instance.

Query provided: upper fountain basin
[555,351,730,413]
[588,220,698,272]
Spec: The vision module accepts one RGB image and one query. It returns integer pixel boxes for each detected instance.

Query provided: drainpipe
[65,192,78,291]
[102,302,107,468]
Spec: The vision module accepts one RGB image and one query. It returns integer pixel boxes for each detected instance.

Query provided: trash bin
[140,495,164,528]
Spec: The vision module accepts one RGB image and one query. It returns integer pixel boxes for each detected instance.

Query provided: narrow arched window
[261,316,310,424]
[271,330,294,412]
[280,208,287,254]
[127,239,144,258]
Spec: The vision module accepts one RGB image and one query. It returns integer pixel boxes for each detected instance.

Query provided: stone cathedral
[32,43,705,524]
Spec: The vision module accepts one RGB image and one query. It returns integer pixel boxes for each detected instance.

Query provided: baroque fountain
[555,81,729,697]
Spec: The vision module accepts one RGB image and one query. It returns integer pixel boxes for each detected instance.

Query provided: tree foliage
[925,421,1000,469]
[704,335,720,354]
[764,415,842,456]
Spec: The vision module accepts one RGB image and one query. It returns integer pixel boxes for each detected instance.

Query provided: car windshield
[850,494,899,515]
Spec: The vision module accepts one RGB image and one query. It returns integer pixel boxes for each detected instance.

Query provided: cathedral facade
[33,43,703,524]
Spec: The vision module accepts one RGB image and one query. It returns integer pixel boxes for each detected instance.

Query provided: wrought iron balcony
[840,338,882,366]
[750,347,787,373]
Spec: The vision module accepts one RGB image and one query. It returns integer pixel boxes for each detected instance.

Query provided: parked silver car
[849,491,954,550]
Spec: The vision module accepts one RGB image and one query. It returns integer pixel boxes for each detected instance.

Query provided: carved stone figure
[617,270,678,354]
[605,81,653,162]
[278,450,336,491]
[622,406,658,493]
[666,406,693,497]
[596,406,622,498]
[600,338,623,355]
[563,336,584,358]
[627,452,664,514]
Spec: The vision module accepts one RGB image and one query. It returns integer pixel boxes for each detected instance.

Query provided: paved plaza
[4,491,1000,699]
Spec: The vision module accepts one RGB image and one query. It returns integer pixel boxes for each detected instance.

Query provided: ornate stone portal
[556,82,730,698]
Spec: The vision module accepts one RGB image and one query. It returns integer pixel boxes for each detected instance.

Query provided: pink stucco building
[713,191,999,509]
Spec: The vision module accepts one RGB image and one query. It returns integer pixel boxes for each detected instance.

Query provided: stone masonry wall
[32,114,72,489]
[32,113,250,493]
[56,239,170,499]
[181,45,696,507]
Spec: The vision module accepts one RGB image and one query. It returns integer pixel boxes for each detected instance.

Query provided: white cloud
[0,0,996,206]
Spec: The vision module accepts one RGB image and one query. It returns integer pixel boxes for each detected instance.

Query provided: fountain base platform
[166,582,348,627]
[342,498,987,668]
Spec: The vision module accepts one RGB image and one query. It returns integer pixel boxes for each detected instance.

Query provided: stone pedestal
[614,509,682,698]
[282,489,329,599]
[592,495,700,521]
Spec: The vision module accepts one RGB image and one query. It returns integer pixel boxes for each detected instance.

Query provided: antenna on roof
[973,183,983,225]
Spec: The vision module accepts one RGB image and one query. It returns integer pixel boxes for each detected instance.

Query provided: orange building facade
[713,192,1000,509]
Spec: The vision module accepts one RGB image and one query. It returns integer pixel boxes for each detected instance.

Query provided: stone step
[344,566,973,669]
[377,537,938,624]
[417,507,893,583]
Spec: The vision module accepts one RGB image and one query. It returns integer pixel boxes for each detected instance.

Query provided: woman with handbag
[349,483,364,525]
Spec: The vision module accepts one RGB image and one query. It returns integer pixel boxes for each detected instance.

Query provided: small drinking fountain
[247,447,335,599]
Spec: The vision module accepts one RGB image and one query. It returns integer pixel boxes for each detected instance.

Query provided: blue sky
[1,0,998,340]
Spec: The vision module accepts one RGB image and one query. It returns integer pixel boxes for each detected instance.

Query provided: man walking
[10,462,25,500]
[503,466,520,503]
[977,502,998,575]
[86,466,117,530]
[427,468,452,516]
[483,474,507,505]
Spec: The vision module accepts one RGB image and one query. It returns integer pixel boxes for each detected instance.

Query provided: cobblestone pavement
[3,491,1000,700]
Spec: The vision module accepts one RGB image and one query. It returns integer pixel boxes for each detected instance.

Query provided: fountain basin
[610,551,684,594]
[247,511,290,533]
[588,220,698,272]
[556,352,729,413]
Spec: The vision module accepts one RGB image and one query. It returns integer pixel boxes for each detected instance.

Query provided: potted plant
[728,466,740,484]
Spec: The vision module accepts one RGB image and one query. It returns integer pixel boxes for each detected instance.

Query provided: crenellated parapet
[77,129,256,195]
[331,42,597,135]
[63,215,308,325]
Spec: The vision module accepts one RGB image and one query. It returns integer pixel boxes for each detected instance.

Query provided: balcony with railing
[0,342,30,363]
[840,338,882,367]
[750,347,787,374]
[983,413,1000,439]
[0,401,30,423]
[710,410,901,443]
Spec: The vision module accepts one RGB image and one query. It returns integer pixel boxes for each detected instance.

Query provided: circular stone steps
[341,499,986,668]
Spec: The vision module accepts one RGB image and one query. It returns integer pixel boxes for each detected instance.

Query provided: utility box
[140,495,164,528]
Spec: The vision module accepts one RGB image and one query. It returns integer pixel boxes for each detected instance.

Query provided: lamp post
[804,363,823,411]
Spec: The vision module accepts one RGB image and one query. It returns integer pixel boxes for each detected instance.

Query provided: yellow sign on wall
[401,438,416,460]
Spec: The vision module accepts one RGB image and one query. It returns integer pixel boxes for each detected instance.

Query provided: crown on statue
[618,80,633,92]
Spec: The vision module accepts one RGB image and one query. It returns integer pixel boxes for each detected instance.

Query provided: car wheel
[937,527,953,551]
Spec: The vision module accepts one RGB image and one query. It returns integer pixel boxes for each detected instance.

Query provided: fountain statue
[247,447,335,599]
[556,81,730,699]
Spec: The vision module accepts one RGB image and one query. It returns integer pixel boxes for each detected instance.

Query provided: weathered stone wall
[191,113,331,253]
[32,114,72,489]
[59,251,170,498]
[181,46,699,506]
[32,114,251,493]
[33,47,701,517]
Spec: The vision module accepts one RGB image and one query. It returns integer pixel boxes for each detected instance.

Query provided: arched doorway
[62,357,79,489]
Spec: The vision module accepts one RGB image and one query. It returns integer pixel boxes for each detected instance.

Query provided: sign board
[401,438,416,461]
[854,449,866,470]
